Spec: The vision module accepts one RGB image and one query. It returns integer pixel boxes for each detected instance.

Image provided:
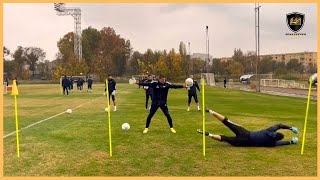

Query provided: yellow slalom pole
[106,79,113,157]
[301,77,313,155]
[11,80,20,157]
[202,78,206,156]
[14,95,20,158]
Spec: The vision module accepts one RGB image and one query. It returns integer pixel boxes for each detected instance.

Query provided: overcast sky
[4,3,317,61]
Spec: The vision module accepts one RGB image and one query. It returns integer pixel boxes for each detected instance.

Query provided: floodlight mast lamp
[54,3,82,61]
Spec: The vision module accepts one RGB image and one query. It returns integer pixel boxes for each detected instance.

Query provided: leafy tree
[226,61,244,76]
[12,46,28,79]
[286,59,304,73]
[24,47,46,79]
[3,46,14,78]
[82,26,101,73]
[259,55,275,74]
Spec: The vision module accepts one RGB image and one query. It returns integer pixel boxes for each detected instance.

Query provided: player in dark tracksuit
[80,78,85,91]
[187,75,201,112]
[144,75,153,110]
[197,106,299,147]
[87,77,93,92]
[62,75,70,95]
[77,78,81,91]
[105,75,117,111]
[70,76,74,91]
[137,74,186,134]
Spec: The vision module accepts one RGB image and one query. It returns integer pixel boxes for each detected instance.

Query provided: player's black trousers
[188,94,198,105]
[146,104,173,128]
[63,86,69,95]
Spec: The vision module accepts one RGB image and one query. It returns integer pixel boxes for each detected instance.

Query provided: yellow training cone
[11,80,19,96]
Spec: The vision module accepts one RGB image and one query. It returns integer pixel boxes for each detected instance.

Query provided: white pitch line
[3,97,101,139]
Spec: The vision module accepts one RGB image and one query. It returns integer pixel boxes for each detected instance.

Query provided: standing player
[4,78,9,86]
[187,75,201,112]
[105,75,117,111]
[144,75,153,110]
[77,78,81,91]
[87,77,93,92]
[136,74,186,134]
[80,78,85,91]
[69,76,74,91]
[224,77,227,89]
[62,75,70,95]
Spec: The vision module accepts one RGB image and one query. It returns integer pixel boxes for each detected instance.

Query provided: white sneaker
[187,107,190,112]
[114,106,117,111]
[197,106,200,111]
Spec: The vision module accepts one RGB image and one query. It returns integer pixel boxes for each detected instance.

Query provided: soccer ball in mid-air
[185,78,194,87]
[122,123,130,130]
[66,109,72,114]
[105,107,109,112]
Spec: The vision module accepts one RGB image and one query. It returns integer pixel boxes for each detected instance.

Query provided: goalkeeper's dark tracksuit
[105,79,116,102]
[62,77,70,95]
[188,80,200,104]
[143,79,153,109]
[87,79,93,90]
[138,81,184,128]
[220,118,293,147]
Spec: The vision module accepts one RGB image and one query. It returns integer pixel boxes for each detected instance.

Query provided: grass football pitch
[3,83,317,176]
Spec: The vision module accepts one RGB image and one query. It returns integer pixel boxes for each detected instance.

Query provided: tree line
[3,26,316,81]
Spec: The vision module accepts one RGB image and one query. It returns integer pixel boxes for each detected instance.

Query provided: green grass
[3,83,317,176]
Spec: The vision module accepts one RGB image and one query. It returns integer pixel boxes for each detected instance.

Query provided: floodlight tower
[255,3,261,92]
[54,3,82,61]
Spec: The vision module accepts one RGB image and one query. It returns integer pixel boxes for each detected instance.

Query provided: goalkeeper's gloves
[291,137,298,144]
[290,127,299,134]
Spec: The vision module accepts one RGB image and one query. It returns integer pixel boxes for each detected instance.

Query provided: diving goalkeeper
[197,106,299,147]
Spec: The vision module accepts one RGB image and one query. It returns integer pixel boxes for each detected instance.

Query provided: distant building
[261,52,317,67]
[219,51,317,68]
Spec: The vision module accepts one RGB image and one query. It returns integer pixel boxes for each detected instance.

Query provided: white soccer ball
[105,107,109,112]
[185,78,194,87]
[66,109,72,114]
[122,123,130,130]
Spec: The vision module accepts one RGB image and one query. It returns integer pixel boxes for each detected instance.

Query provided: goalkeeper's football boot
[197,129,209,136]
[143,128,149,134]
[170,128,176,133]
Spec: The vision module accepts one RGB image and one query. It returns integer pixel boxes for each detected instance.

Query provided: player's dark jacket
[77,79,81,86]
[88,79,93,86]
[143,79,153,95]
[248,124,292,147]
[70,77,74,84]
[62,77,70,87]
[138,81,183,105]
[188,80,200,95]
[105,79,116,93]
[80,79,84,86]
